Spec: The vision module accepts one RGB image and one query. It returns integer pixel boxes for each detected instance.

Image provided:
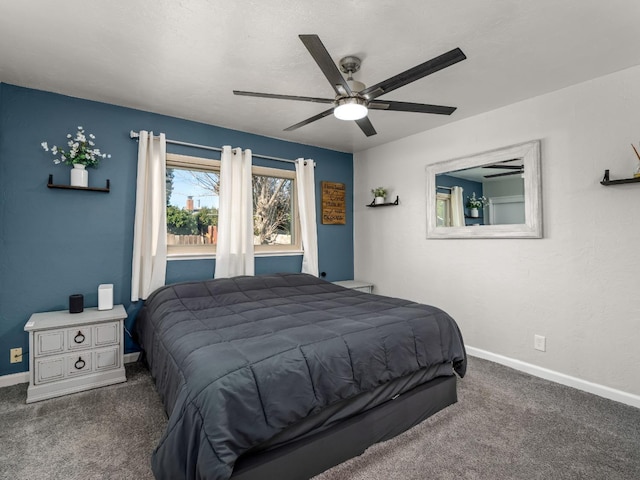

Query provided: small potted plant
[371,187,387,205]
[42,126,111,187]
[466,192,488,217]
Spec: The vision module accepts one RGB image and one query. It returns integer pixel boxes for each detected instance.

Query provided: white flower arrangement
[41,126,111,168]
[466,192,488,209]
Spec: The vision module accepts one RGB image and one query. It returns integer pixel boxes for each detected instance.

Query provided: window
[436,192,451,227]
[252,166,298,250]
[165,153,301,257]
[166,155,220,253]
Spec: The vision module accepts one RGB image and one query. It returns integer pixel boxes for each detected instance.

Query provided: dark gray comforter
[135,273,466,480]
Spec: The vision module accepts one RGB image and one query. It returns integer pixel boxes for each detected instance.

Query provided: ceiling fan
[233,34,467,137]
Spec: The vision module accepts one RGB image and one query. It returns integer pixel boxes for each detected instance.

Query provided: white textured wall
[354,65,640,397]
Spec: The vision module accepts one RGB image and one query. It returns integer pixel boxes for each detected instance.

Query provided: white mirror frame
[426,140,542,239]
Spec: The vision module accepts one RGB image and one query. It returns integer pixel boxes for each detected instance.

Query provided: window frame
[165,153,302,259]
[436,192,452,227]
[250,164,301,254]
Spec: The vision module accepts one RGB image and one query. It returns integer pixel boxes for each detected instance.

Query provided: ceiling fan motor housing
[347,79,365,93]
[339,56,361,74]
[340,56,366,92]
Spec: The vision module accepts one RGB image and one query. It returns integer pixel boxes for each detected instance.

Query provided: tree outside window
[165,154,299,255]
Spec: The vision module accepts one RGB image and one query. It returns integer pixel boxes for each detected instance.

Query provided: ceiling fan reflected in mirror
[233,34,467,137]
[482,160,524,179]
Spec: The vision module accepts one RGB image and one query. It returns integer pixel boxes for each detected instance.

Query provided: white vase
[470,208,479,218]
[70,164,88,187]
[374,196,385,205]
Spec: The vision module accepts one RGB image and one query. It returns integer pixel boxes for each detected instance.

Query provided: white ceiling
[2,0,640,153]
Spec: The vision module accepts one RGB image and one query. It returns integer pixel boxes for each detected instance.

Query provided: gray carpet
[313,358,640,480]
[0,363,166,480]
[1,357,638,480]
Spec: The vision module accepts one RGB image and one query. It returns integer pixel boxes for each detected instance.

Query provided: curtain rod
[437,185,454,190]
[129,131,298,165]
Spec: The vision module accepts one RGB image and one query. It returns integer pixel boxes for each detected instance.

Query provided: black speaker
[69,294,84,314]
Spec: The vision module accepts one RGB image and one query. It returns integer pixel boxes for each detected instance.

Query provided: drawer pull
[74,331,86,344]
[74,357,86,370]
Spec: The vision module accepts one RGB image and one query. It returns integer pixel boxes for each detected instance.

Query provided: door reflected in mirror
[426,140,542,238]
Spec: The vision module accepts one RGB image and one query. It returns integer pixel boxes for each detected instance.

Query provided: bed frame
[231,374,457,480]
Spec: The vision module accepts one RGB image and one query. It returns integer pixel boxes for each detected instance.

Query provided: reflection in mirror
[426,140,542,238]
[436,158,525,226]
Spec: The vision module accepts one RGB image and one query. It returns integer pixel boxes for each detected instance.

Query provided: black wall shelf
[601,169,640,186]
[367,196,399,207]
[48,174,110,193]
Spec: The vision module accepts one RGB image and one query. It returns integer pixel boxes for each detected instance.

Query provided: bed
[134,273,466,480]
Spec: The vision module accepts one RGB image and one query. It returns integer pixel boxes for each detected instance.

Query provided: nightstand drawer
[34,323,118,357]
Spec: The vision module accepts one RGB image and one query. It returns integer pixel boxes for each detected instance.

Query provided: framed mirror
[426,140,542,239]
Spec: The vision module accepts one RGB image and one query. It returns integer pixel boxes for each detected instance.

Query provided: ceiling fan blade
[369,100,456,115]
[484,170,523,179]
[355,116,377,137]
[482,164,523,170]
[283,108,335,132]
[234,90,335,105]
[299,34,352,96]
[360,47,466,100]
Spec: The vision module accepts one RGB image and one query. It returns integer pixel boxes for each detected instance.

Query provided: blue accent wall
[0,83,354,376]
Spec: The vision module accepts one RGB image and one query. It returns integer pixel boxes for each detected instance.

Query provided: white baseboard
[0,371,29,388]
[466,346,640,409]
[124,352,141,363]
[0,352,142,388]
[4,348,637,409]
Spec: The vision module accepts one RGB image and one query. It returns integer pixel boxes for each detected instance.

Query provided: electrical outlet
[534,335,546,352]
[10,347,22,364]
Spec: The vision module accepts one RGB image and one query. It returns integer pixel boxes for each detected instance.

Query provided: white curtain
[451,186,465,227]
[214,146,255,278]
[131,131,167,301]
[295,158,319,276]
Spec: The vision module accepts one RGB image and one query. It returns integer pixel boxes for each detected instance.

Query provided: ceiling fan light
[334,97,368,120]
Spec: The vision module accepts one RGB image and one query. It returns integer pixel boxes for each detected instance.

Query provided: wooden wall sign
[321,181,346,225]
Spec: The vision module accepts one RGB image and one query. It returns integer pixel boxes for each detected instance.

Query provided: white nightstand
[332,280,374,294]
[24,305,127,403]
